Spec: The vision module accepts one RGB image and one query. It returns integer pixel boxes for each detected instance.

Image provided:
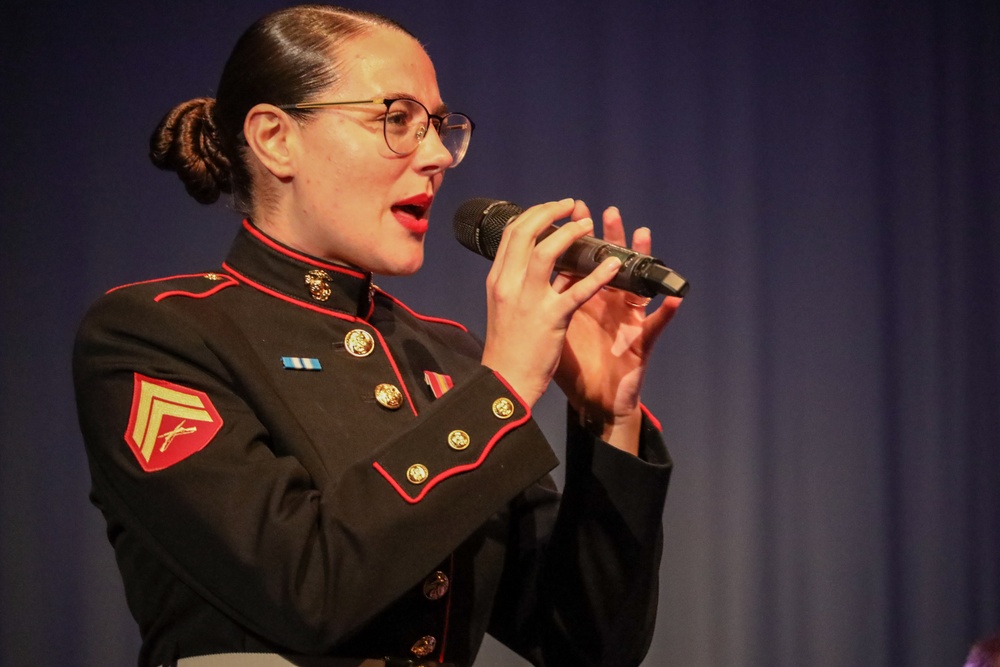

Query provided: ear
[242,104,301,180]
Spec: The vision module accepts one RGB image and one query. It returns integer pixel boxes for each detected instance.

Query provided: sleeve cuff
[373,367,554,503]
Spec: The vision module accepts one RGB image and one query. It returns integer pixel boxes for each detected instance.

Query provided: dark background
[2,1,998,665]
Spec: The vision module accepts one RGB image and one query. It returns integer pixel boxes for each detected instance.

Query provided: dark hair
[149,5,413,213]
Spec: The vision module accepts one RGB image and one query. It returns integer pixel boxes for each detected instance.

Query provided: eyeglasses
[277,98,475,168]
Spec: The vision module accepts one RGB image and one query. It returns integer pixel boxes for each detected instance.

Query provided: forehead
[332,28,442,106]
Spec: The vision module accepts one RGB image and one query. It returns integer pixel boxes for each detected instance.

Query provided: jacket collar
[223,220,374,318]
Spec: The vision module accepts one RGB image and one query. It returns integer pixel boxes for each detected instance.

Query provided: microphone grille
[453,198,523,259]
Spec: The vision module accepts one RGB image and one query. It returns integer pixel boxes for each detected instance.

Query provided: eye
[385,109,411,128]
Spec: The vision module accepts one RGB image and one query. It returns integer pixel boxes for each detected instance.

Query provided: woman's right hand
[480,198,623,408]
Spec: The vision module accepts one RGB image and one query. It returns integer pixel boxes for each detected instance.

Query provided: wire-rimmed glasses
[277,97,474,167]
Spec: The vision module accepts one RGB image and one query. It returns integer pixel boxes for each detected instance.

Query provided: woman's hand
[553,203,682,454]
[480,199,624,408]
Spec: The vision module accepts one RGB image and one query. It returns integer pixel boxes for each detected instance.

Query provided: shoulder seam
[105,272,231,295]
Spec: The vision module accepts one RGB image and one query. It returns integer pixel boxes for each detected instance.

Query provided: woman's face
[267,28,454,275]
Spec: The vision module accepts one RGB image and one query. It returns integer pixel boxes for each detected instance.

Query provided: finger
[551,272,577,293]
[527,217,595,284]
[570,199,592,225]
[561,256,623,311]
[631,226,652,256]
[639,296,682,354]
[602,206,628,247]
[498,198,574,264]
[490,198,574,282]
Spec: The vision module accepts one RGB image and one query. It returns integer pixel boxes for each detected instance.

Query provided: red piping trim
[154,277,238,302]
[242,220,368,279]
[222,263,356,322]
[367,327,418,417]
[373,380,531,504]
[223,263,418,416]
[106,272,228,294]
[377,289,468,332]
[490,370,530,409]
[640,403,662,432]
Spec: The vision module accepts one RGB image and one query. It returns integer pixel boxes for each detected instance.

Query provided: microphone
[453,198,689,298]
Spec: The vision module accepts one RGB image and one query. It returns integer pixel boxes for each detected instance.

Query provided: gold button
[410,635,437,657]
[492,397,515,419]
[423,571,450,600]
[304,269,332,302]
[374,383,403,410]
[344,329,375,357]
[407,464,429,485]
[447,429,470,451]
[204,272,223,281]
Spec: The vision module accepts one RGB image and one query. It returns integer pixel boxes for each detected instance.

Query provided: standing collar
[222,220,374,318]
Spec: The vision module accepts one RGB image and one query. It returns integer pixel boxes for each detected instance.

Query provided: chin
[376,252,424,277]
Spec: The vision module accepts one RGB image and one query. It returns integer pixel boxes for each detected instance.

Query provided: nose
[412,123,454,174]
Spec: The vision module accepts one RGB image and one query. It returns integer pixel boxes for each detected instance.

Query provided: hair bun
[150,97,232,204]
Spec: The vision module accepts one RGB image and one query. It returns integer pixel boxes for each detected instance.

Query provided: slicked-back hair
[150,5,414,214]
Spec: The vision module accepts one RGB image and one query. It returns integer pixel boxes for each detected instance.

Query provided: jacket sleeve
[73,288,559,653]
[487,407,672,667]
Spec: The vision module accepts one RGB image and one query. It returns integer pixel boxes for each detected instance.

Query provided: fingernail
[577,217,593,228]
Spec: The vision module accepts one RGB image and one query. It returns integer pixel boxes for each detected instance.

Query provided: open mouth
[391,194,433,233]
[392,194,432,218]
[394,203,427,218]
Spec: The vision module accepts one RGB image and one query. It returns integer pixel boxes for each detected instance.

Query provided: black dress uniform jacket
[73,220,673,667]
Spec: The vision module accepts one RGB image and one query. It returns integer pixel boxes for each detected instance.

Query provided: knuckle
[491,283,516,304]
[533,243,561,265]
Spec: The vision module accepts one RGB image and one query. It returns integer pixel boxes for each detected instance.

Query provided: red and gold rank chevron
[124,373,223,472]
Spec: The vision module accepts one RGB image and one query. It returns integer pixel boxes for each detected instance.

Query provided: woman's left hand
[553,202,682,454]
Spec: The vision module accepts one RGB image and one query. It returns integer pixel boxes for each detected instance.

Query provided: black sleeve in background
[487,407,672,667]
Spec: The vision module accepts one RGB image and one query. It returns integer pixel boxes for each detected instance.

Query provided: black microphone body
[453,198,689,298]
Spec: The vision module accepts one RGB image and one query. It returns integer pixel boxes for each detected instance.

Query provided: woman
[73,5,681,667]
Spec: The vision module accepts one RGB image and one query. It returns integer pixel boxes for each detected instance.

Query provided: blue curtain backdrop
[2,1,997,665]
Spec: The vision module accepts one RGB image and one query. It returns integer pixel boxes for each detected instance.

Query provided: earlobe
[243,104,299,180]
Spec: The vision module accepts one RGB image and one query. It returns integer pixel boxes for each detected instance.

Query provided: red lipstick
[391,194,433,234]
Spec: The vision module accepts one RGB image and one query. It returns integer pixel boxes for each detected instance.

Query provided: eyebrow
[383,91,449,116]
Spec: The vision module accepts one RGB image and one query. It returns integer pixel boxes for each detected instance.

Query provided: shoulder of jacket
[78,271,238,336]
[103,271,238,303]
[76,272,242,357]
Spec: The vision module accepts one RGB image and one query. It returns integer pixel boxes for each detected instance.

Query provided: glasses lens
[383,100,473,167]
[438,114,473,167]
[383,99,427,156]
[385,100,430,155]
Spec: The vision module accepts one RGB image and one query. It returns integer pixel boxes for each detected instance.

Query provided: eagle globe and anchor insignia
[304,269,332,302]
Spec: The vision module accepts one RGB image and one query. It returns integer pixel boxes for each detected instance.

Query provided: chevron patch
[124,373,223,472]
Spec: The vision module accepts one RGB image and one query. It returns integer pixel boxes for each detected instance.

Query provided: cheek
[298,130,410,214]
[324,150,391,193]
